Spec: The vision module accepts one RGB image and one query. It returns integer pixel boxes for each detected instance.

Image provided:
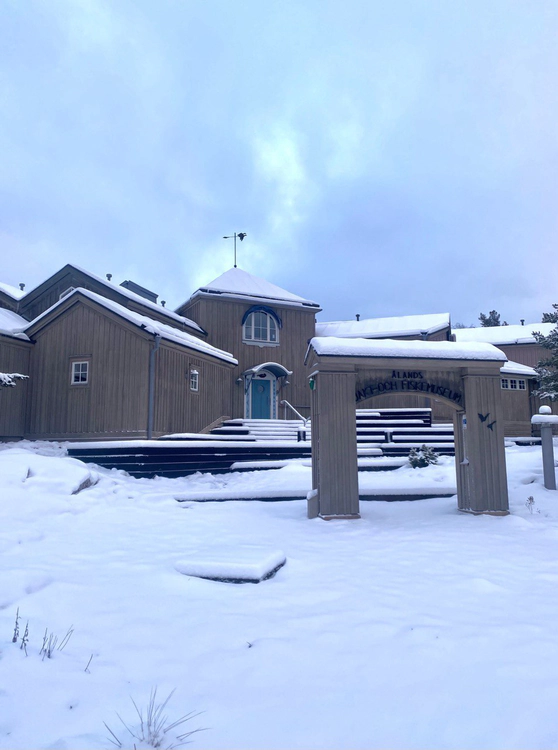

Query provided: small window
[60,286,76,300]
[189,368,199,392]
[510,379,518,390]
[71,361,89,384]
[518,379,526,390]
[243,311,278,344]
[501,379,509,389]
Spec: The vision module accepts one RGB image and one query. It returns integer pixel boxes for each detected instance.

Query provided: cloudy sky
[1,0,557,326]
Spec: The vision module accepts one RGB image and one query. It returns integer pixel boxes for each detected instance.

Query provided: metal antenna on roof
[223,232,247,268]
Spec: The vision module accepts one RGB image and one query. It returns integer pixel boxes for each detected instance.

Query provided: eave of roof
[25,288,237,365]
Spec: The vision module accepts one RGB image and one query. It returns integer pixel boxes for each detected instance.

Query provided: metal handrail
[280,400,309,426]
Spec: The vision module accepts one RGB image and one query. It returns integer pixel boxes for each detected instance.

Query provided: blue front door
[251,379,271,418]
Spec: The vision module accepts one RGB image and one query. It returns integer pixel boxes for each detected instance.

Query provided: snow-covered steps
[174,486,456,503]
[67,439,312,478]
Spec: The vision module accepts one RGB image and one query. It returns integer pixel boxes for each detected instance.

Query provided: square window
[501,379,509,389]
[510,379,518,390]
[518,380,526,390]
[71,361,89,384]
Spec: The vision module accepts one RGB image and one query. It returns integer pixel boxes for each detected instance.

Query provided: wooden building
[177,267,320,422]
[0,271,236,441]
[0,263,555,441]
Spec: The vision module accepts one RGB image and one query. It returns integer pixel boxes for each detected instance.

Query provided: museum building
[0,263,555,441]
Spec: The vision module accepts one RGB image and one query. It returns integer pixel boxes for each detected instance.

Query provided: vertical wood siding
[26,303,151,439]
[153,346,232,436]
[0,337,31,438]
[182,297,316,419]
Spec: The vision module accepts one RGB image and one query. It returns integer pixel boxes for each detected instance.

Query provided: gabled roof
[19,264,205,335]
[316,312,450,339]
[187,267,321,310]
[25,288,237,365]
[0,308,30,341]
[454,323,555,346]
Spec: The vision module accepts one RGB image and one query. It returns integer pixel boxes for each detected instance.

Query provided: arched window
[243,310,279,344]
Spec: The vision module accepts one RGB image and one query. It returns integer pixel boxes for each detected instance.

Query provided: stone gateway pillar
[305,338,510,520]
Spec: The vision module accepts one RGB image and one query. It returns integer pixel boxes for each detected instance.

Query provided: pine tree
[533,310,558,400]
[479,310,501,327]
[542,304,558,324]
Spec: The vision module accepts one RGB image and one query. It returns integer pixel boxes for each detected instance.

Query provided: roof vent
[19,283,25,291]
[520,319,525,326]
[161,300,166,307]
[356,314,360,321]
[120,280,158,303]
[106,273,112,281]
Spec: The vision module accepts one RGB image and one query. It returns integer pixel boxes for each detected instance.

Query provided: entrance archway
[305,338,509,518]
[242,362,292,419]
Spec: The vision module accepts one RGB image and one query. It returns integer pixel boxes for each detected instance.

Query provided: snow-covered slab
[175,547,286,583]
[531,414,558,425]
[0,451,97,494]
[68,438,309,450]
[160,432,256,441]
[309,337,507,361]
[316,312,450,339]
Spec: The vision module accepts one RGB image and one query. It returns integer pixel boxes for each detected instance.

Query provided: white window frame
[189,368,199,392]
[71,360,89,385]
[501,377,526,391]
[243,311,279,345]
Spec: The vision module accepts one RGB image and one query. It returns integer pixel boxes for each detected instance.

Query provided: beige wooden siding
[182,297,316,419]
[153,346,232,436]
[26,303,151,439]
[499,343,546,368]
[0,337,31,438]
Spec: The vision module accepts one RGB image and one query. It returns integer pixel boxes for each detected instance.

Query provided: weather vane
[223,232,247,268]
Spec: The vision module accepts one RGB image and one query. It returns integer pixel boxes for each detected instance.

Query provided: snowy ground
[0,441,558,749]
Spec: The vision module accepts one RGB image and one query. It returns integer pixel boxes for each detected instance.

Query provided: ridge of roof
[189,267,321,309]
[19,264,205,335]
[25,288,237,365]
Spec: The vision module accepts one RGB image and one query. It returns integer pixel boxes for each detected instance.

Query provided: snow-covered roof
[454,323,555,346]
[307,337,507,362]
[189,267,321,309]
[316,312,450,339]
[501,361,538,378]
[26,288,237,365]
[0,281,25,300]
[0,308,30,341]
[20,264,204,335]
